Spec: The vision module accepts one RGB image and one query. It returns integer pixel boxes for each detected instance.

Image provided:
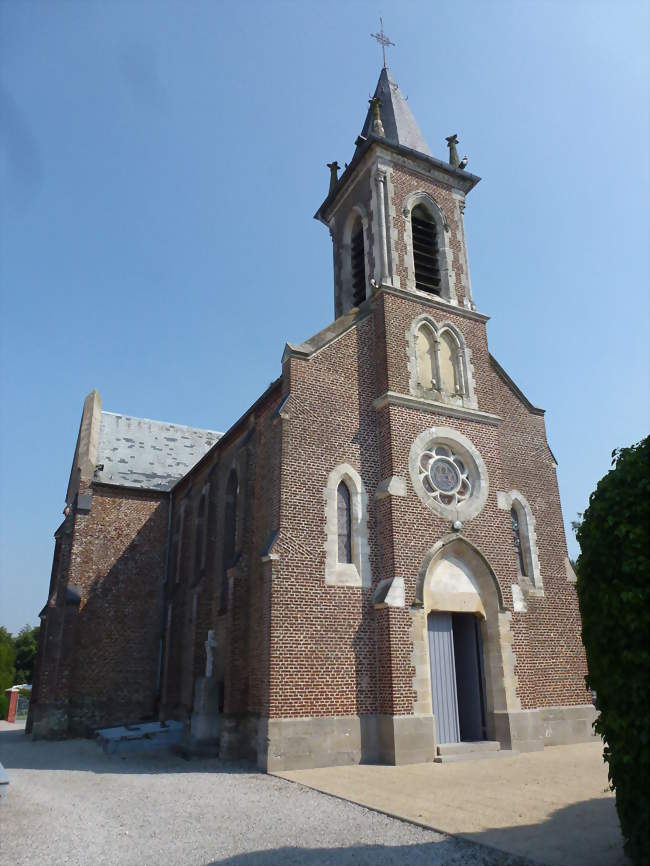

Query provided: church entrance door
[427,611,487,744]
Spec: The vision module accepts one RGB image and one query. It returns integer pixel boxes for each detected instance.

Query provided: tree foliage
[576,436,650,865]
[0,627,16,719]
[13,624,40,684]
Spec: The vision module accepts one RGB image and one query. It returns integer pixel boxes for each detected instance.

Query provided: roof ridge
[100,409,221,436]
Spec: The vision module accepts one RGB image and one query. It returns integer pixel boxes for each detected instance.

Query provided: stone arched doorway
[415,536,520,747]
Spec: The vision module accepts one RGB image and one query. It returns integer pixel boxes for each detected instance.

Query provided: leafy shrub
[576,436,650,865]
[0,627,16,719]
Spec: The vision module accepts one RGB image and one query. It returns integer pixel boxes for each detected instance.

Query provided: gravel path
[0,725,532,866]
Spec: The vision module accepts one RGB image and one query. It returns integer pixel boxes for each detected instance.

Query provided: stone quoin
[28,63,595,769]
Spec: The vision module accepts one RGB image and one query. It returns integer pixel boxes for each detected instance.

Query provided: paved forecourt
[275,742,627,866]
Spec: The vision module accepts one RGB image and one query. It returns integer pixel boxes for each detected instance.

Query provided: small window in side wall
[350,219,366,307]
[411,204,440,294]
[439,331,459,396]
[337,481,352,564]
[194,486,209,579]
[416,324,437,392]
[511,506,528,577]
[220,470,238,611]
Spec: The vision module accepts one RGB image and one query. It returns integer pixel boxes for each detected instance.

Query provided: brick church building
[29,64,596,769]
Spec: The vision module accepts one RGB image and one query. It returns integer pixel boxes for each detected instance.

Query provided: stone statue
[369,97,385,137]
[204,629,217,679]
[446,134,460,168]
[326,161,340,194]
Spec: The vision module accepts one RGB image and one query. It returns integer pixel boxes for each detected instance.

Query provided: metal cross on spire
[370,17,395,69]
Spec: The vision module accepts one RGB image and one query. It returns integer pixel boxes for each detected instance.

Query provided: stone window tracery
[419,445,472,509]
[407,316,477,409]
[409,427,489,522]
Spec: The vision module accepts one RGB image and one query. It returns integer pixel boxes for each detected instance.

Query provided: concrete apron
[274,742,627,866]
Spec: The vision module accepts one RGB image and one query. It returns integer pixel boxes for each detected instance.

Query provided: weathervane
[371,17,395,69]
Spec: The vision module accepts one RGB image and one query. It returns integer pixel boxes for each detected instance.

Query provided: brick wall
[31,482,169,736]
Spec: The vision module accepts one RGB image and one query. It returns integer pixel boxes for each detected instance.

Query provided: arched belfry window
[411,204,440,294]
[511,506,527,577]
[337,481,352,564]
[350,218,366,307]
[416,323,437,392]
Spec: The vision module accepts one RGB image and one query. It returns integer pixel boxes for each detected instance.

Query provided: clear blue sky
[1,1,648,634]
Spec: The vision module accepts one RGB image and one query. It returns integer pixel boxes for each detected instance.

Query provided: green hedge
[576,436,650,865]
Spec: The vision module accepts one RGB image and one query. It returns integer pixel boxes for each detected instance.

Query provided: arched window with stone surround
[411,203,440,294]
[497,489,543,591]
[337,481,352,564]
[350,216,366,307]
[324,464,371,587]
[416,322,437,392]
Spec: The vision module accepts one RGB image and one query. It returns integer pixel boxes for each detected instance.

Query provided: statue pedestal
[187,676,221,755]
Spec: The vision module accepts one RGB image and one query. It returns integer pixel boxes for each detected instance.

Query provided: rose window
[418,445,471,508]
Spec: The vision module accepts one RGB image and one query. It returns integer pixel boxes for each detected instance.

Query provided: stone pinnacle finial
[326,161,340,194]
[369,97,385,137]
[446,134,460,168]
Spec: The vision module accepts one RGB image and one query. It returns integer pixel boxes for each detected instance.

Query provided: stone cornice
[373,391,501,426]
[376,284,490,323]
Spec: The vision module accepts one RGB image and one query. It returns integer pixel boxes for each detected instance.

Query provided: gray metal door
[427,612,460,744]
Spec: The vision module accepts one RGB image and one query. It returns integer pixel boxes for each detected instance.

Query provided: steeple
[359,68,432,157]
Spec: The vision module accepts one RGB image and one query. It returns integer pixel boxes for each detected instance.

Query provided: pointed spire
[359,68,432,157]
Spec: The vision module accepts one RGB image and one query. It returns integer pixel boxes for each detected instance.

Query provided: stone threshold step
[434,749,519,764]
[436,740,500,756]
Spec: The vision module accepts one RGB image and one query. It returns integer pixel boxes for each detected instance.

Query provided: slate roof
[359,67,432,156]
[93,411,220,492]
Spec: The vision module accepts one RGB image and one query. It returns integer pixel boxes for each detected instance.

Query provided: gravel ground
[0,725,532,866]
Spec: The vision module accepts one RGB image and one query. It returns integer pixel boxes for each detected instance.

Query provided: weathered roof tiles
[93,411,220,492]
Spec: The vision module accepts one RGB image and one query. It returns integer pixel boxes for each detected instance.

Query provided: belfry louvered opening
[350,221,366,307]
[411,204,441,294]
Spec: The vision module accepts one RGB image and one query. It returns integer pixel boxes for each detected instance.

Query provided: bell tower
[315,65,481,319]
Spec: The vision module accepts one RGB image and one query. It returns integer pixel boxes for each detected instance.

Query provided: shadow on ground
[204,798,627,866]
[0,727,255,776]
[206,840,532,865]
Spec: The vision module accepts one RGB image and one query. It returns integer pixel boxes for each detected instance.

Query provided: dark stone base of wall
[29,703,70,740]
[29,696,158,740]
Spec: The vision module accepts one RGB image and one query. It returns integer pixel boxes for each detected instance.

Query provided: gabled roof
[359,67,432,156]
[93,411,220,492]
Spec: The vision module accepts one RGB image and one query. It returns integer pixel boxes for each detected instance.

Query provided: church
[28,62,596,770]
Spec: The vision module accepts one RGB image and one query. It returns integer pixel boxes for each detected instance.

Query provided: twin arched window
[415,322,464,398]
[411,204,441,295]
